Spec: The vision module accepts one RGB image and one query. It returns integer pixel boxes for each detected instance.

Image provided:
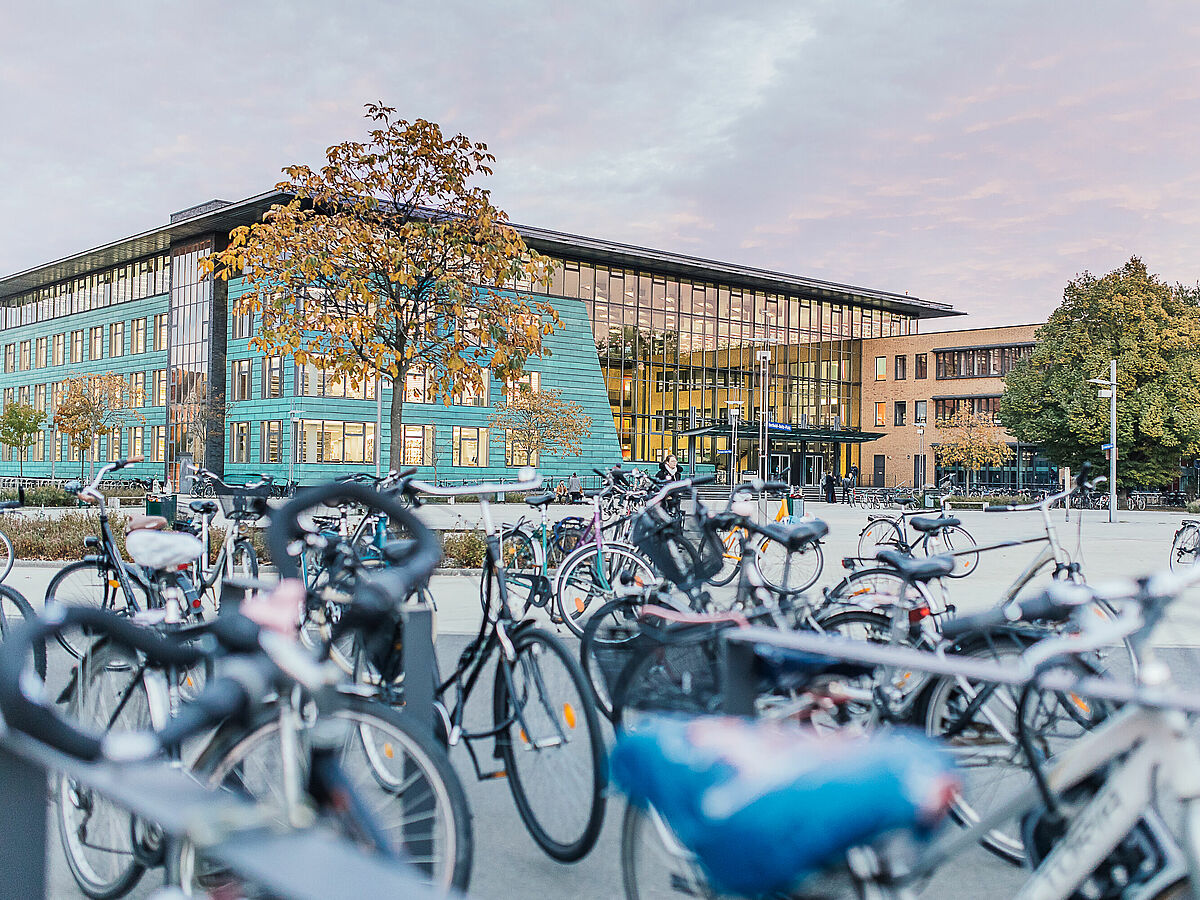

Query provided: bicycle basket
[629,504,723,590]
[215,483,272,522]
[613,618,732,721]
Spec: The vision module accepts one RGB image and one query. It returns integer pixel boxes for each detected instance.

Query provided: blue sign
[1101,443,1114,450]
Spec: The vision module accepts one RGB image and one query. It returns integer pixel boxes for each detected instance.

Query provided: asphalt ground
[18,500,1199,899]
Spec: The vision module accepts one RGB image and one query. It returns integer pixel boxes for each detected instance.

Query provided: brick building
[858,324,1056,490]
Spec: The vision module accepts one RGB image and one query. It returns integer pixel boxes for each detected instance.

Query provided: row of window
[872,397,1001,428]
[874,345,1032,383]
[224,421,536,468]
[1,425,168,463]
[2,315,167,373]
[4,370,169,413]
[1,254,171,330]
[874,353,929,381]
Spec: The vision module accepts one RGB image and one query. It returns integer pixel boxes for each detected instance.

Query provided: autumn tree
[201,103,559,468]
[0,403,46,476]
[1001,258,1200,486]
[175,387,230,468]
[935,408,1012,490]
[488,388,592,465]
[53,374,145,476]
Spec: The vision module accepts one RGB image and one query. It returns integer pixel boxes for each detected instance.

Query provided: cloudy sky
[2,1,1198,327]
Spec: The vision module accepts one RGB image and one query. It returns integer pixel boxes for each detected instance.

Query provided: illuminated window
[874,402,886,428]
[452,426,488,466]
[874,357,886,381]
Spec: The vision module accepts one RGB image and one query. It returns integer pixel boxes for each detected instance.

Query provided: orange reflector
[575,598,585,613]
[908,605,932,624]
[108,579,120,589]
[383,743,394,759]
[563,704,576,729]
[1069,693,1091,715]
[519,729,528,744]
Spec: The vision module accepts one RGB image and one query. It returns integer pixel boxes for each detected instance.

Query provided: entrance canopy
[677,423,886,444]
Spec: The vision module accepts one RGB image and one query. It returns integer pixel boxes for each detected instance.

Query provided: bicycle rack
[0,726,447,899]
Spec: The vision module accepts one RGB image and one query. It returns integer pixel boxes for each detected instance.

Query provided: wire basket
[629,504,724,591]
[215,483,272,522]
[613,619,731,722]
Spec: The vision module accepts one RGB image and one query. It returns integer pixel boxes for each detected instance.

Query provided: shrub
[1187,499,1200,515]
[440,530,485,568]
[4,511,128,560]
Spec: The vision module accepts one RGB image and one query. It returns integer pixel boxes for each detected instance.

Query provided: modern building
[857,324,1059,490]
[0,190,959,486]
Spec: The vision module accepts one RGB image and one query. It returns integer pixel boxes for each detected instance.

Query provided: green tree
[201,102,559,468]
[53,374,145,477]
[1001,257,1200,487]
[0,403,46,476]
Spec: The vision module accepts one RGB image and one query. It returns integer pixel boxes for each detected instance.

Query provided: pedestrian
[656,453,681,483]
[567,472,583,503]
[822,471,837,503]
[841,472,852,503]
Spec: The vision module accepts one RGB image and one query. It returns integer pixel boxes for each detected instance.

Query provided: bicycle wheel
[923,634,1109,865]
[705,529,742,588]
[182,692,473,894]
[811,608,899,725]
[580,597,644,721]
[0,529,13,584]
[493,627,607,861]
[555,543,656,638]
[0,584,45,678]
[550,518,588,567]
[47,560,150,659]
[230,539,259,578]
[498,527,540,611]
[1171,524,1200,571]
[822,567,908,609]
[753,538,823,594]
[856,519,904,559]
[57,640,150,899]
[621,803,717,900]
[922,524,978,578]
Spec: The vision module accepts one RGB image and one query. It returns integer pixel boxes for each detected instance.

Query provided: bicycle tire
[857,519,905,559]
[1171,523,1200,571]
[47,560,150,658]
[621,803,717,900]
[230,539,258,578]
[493,627,607,862]
[753,538,823,594]
[554,542,656,638]
[183,691,473,894]
[922,524,978,578]
[497,527,540,611]
[0,584,45,678]
[0,529,13,585]
[57,640,151,899]
[705,529,742,587]
[821,566,909,610]
[579,597,644,721]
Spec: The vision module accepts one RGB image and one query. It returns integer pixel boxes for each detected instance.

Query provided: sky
[2,0,1199,328]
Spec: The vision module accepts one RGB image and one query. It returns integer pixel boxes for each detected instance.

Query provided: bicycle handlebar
[407,468,543,499]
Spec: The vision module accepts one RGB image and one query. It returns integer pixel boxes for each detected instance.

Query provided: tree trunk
[388,383,404,470]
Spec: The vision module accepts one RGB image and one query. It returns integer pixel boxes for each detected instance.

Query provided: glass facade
[0,254,169,327]
[168,238,214,480]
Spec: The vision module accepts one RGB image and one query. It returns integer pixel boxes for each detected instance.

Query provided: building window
[107,428,122,461]
[70,330,84,364]
[296,420,376,464]
[894,401,907,427]
[89,326,103,360]
[915,400,927,424]
[504,430,538,466]
[915,353,927,380]
[401,425,435,466]
[129,372,146,406]
[3,344,12,373]
[229,422,251,463]
[504,371,541,401]
[263,356,283,398]
[231,300,252,340]
[17,386,28,406]
[404,369,429,403]
[260,421,283,463]
[33,384,45,412]
[151,425,166,462]
[874,401,886,428]
[29,433,43,462]
[109,322,124,357]
[52,334,65,366]
[894,355,906,380]
[153,313,168,352]
[34,337,46,369]
[296,363,376,400]
[231,360,253,401]
[128,426,144,458]
[934,346,1031,380]
[874,356,886,381]
[2,388,12,408]
[153,369,168,406]
[454,368,489,407]
[452,426,488,466]
[131,318,146,354]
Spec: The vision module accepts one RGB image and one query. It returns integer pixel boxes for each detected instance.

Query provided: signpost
[1088,361,1118,523]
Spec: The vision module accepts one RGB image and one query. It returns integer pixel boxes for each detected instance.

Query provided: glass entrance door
[803,454,824,487]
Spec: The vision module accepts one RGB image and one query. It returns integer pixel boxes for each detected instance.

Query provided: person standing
[567,472,583,503]
[823,471,837,503]
[656,453,681,483]
[841,472,852,503]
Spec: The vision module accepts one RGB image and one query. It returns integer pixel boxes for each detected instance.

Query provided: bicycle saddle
[188,499,219,515]
[126,529,204,571]
[126,514,168,532]
[875,549,954,582]
[908,515,960,533]
[524,492,555,507]
[758,519,828,551]
[612,716,957,896]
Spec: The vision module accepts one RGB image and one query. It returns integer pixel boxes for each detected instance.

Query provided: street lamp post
[727,402,742,499]
[289,410,300,487]
[756,349,771,523]
[375,375,383,478]
[916,424,925,491]
[1088,360,1118,523]
[45,423,55,481]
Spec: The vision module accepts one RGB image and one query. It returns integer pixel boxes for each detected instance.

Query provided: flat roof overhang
[1,190,960,323]
[679,424,886,444]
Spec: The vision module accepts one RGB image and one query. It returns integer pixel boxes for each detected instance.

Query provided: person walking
[567,472,583,503]
[841,472,853,503]
[822,471,838,503]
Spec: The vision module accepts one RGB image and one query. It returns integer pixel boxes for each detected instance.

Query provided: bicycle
[177,468,264,611]
[1170,518,1200,571]
[707,486,824,594]
[392,469,609,862]
[855,485,978,578]
[0,493,46,678]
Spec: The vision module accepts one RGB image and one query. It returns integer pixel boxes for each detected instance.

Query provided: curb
[10,561,487,576]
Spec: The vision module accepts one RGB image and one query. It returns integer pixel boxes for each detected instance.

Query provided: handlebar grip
[1015,591,1076,624]
[984,504,1019,512]
[939,607,1012,641]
